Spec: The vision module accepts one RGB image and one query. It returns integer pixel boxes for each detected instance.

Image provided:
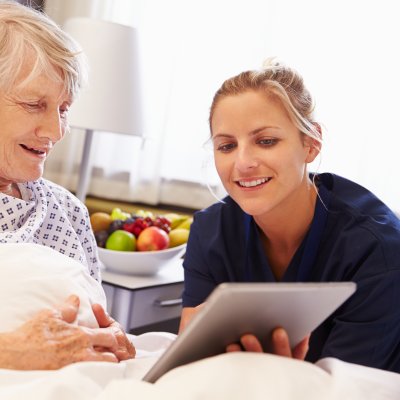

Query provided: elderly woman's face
[0,61,71,186]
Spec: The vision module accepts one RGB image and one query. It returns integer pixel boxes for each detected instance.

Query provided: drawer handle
[154,298,183,307]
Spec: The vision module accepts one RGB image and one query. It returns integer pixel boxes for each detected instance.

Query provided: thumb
[92,303,113,328]
[59,294,80,323]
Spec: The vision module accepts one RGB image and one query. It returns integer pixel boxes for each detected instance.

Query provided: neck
[254,179,318,280]
[0,180,22,199]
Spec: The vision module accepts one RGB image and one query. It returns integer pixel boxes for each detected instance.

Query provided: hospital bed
[0,244,398,400]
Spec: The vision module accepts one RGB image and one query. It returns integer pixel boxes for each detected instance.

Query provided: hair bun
[261,56,283,69]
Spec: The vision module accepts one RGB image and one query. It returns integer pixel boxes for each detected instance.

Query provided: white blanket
[0,334,398,400]
[0,244,398,399]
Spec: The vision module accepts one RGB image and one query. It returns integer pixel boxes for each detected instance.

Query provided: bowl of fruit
[91,208,192,276]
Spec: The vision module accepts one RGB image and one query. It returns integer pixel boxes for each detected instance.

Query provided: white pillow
[0,243,106,332]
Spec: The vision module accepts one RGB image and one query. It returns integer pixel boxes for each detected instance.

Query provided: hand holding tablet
[144,282,356,383]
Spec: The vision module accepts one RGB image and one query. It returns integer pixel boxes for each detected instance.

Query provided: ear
[304,123,322,163]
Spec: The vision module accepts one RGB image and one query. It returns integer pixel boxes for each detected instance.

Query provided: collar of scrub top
[243,181,331,282]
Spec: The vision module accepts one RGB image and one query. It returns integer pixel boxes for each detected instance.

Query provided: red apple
[136,226,170,251]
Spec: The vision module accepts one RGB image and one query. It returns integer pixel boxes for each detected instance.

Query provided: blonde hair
[209,58,322,143]
[0,0,86,99]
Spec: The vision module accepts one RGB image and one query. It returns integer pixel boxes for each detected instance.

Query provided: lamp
[63,17,143,202]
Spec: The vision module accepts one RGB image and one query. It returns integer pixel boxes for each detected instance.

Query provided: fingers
[226,343,242,352]
[110,324,136,360]
[59,295,80,323]
[85,327,119,353]
[271,327,292,357]
[76,348,119,364]
[240,334,263,352]
[292,335,310,360]
[226,334,263,353]
[87,304,136,361]
[92,303,113,328]
[226,329,309,360]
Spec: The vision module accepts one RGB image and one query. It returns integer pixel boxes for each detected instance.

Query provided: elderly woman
[0,1,134,368]
[0,1,99,280]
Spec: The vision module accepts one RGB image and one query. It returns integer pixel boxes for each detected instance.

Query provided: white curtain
[43,0,400,211]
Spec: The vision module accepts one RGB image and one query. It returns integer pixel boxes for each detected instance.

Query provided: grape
[123,217,150,238]
[94,230,109,248]
[108,219,125,234]
[153,216,171,233]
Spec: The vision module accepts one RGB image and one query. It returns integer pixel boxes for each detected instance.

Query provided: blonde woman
[180,60,400,372]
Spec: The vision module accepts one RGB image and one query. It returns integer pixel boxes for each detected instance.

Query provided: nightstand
[101,258,184,334]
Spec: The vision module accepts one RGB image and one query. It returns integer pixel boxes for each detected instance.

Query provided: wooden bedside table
[101,258,184,334]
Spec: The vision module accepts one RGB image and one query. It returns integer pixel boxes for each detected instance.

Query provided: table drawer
[102,282,183,331]
[130,284,183,327]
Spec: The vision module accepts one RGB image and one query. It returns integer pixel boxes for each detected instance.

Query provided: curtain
[43,0,400,211]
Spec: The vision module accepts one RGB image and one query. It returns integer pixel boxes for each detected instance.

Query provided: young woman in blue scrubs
[179,60,400,372]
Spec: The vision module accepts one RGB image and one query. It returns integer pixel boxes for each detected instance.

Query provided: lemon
[164,213,190,229]
[168,228,190,248]
[177,217,193,230]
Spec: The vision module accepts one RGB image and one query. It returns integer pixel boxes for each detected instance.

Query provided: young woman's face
[211,90,318,218]
[0,60,71,187]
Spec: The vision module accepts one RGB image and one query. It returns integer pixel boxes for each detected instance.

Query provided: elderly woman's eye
[24,102,40,110]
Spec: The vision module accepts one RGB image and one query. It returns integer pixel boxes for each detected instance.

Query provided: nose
[234,144,259,172]
[36,109,64,143]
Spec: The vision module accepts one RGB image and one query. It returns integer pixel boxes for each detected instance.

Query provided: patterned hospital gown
[0,178,100,281]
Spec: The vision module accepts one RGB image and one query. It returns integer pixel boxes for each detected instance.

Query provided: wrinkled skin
[0,295,130,370]
[92,303,136,360]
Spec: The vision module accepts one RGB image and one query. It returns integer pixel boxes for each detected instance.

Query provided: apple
[137,226,170,251]
[105,230,136,251]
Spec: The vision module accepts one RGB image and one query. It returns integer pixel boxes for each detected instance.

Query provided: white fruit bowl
[98,244,186,276]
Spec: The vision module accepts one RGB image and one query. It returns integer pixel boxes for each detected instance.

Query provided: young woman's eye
[216,142,236,153]
[258,138,278,147]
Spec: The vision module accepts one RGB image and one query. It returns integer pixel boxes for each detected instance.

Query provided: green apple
[105,230,136,251]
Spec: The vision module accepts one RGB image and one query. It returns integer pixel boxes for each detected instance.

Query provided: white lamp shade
[64,17,142,136]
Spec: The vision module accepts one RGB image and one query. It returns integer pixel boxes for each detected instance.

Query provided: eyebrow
[213,125,281,139]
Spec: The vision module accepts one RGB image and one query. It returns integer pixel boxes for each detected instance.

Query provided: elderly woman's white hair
[0,0,86,99]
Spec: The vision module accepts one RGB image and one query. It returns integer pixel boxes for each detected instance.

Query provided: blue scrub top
[182,173,400,372]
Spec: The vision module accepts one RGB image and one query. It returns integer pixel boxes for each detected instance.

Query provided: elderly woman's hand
[0,295,119,370]
[92,303,136,361]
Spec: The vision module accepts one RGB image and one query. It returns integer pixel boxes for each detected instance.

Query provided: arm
[0,295,119,370]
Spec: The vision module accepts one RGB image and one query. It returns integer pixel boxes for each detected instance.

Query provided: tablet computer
[143,281,356,383]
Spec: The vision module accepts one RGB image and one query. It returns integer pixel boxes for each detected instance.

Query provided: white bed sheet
[0,244,398,399]
[0,332,398,400]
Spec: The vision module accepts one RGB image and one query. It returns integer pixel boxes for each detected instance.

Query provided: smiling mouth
[20,144,47,156]
[237,177,272,188]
